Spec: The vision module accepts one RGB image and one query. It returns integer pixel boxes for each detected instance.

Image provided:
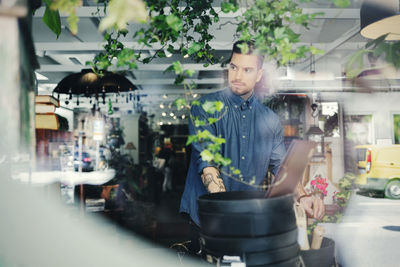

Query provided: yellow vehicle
[355,145,400,199]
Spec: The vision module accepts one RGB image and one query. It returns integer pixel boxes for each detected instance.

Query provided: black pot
[250,256,300,267]
[198,191,294,213]
[198,191,296,237]
[300,237,335,267]
[200,228,298,254]
[203,243,299,266]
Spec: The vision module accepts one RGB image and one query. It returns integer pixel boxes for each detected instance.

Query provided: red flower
[310,174,328,196]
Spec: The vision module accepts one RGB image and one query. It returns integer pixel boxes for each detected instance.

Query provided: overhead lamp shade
[360,1,400,40]
[125,142,136,150]
[306,126,325,158]
[306,126,324,136]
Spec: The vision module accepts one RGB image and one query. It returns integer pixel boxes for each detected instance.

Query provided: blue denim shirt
[179,88,286,225]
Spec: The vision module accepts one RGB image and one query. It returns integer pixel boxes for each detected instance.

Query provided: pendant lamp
[360,0,400,40]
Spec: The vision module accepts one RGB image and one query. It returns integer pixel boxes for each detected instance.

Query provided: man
[179,40,325,253]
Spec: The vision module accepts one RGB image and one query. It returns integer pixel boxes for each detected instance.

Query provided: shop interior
[2,0,400,266]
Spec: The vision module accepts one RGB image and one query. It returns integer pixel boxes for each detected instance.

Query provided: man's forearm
[201,167,226,193]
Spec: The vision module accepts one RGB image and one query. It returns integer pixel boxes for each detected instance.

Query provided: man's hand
[299,195,325,220]
[201,167,226,193]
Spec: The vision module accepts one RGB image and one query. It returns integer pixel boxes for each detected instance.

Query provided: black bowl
[200,228,298,254]
[198,191,296,237]
[198,191,294,214]
[203,243,299,266]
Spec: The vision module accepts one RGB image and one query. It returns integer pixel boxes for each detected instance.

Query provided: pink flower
[310,174,328,196]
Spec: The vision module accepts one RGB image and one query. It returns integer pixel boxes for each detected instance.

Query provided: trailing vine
[40,0,350,188]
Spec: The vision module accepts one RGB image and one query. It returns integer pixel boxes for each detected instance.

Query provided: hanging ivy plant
[40,0,350,187]
[233,0,324,66]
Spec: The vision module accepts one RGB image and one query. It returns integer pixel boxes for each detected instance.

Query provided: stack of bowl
[198,191,300,267]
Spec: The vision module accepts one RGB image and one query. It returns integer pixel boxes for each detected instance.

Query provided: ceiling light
[173,116,177,119]
[168,122,172,125]
[183,54,189,58]
[159,122,163,125]
[360,0,400,40]
[193,93,198,98]
[160,103,165,109]
[181,115,186,119]
[162,112,166,117]
[163,94,168,99]
[169,112,174,117]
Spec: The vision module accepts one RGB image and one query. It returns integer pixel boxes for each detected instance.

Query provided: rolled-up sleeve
[188,103,217,175]
[268,119,286,175]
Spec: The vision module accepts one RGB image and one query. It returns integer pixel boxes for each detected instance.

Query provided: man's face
[228,53,263,100]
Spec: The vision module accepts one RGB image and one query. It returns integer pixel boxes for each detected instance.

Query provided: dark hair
[230,40,264,69]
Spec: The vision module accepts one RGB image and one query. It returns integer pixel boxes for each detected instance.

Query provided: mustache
[231,80,245,84]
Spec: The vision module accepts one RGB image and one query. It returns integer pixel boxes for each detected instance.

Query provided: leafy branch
[345,33,400,79]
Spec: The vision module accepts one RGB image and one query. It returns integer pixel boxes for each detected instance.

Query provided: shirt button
[242,135,246,139]
[242,115,246,119]
[241,156,245,160]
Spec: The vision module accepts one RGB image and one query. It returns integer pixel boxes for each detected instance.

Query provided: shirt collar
[224,87,256,108]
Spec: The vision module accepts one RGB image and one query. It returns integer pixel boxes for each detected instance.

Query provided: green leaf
[166,14,183,32]
[191,100,201,106]
[194,119,206,127]
[274,27,286,39]
[208,117,218,124]
[214,153,232,166]
[167,44,175,54]
[214,137,225,144]
[233,169,241,175]
[215,101,224,112]
[221,2,233,13]
[174,75,184,85]
[237,42,249,54]
[309,46,324,55]
[200,149,214,162]
[186,135,197,145]
[157,50,166,58]
[333,0,351,8]
[42,1,61,38]
[202,101,217,114]
[174,98,187,110]
[197,129,213,140]
[208,143,221,153]
[172,61,184,75]
[366,33,389,49]
[345,49,369,79]
[188,42,203,55]
[185,69,195,77]
[67,13,79,35]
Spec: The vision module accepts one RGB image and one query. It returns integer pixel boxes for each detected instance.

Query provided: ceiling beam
[35,41,233,51]
[33,7,361,19]
[37,63,224,72]
[35,41,366,53]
